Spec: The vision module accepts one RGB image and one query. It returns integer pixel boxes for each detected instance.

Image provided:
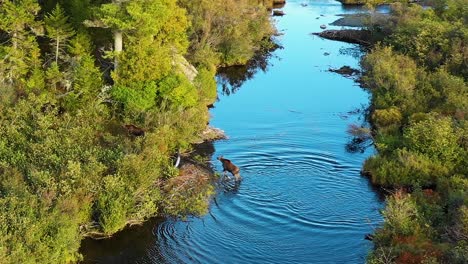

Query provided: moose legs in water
[217,156,241,181]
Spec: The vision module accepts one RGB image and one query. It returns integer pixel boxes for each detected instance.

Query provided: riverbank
[80,2,383,262]
[326,2,468,263]
[0,0,279,263]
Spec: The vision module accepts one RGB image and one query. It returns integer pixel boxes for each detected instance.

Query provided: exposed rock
[200,126,228,142]
[329,65,360,76]
[272,10,285,16]
[174,53,198,82]
[272,0,286,9]
[336,0,366,5]
[312,29,372,46]
[320,24,327,29]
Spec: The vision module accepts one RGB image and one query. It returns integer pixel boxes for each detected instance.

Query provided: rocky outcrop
[312,29,372,46]
[273,10,285,16]
[174,53,198,82]
[336,0,366,5]
[329,66,360,77]
[271,0,286,9]
[197,126,228,143]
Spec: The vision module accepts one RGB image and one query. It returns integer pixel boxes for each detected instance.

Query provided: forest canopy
[0,0,274,262]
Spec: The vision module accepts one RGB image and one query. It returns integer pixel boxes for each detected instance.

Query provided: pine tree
[0,0,44,96]
[44,4,75,64]
[0,0,42,49]
[65,32,103,111]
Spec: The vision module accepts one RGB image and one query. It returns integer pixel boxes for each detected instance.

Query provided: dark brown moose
[217,156,241,181]
[124,124,145,137]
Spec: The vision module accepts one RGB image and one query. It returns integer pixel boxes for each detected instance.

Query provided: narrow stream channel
[81,1,383,263]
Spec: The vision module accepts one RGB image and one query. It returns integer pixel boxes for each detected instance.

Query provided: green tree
[44,4,75,64]
[362,46,419,111]
[92,0,188,70]
[0,0,44,95]
[179,0,274,67]
[62,32,103,111]
[0,0,42,50]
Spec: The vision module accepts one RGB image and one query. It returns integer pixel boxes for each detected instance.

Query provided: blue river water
[81,1,383,263]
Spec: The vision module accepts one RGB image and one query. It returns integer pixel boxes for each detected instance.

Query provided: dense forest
[0,0,274,262]
[360,1,467,263]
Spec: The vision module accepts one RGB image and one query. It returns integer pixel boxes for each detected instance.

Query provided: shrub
[383,191,420,237]
[373,107,403,131]
[96,176,131,234]
[404,115,461,163]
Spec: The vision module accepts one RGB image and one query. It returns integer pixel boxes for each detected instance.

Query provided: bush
[96,176,131,234]
[404,115,461,163]
[372,107,403,131]
[364,149,449,187]
[383,191,420,237]
[194,68,217,106]
[362,46,419,111]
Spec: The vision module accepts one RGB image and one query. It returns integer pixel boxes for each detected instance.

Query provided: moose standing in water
[217,156,241,181]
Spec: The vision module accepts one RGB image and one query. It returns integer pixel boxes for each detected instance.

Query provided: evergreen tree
[0,0,42,49]
[44,4,75,64]
[92,0,188,70]
[65,32,103,111]
[0,0,44,95]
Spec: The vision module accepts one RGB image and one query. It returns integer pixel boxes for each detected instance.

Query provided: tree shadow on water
[346,136,374,153]
[344,106,375,154]
[216,42,282,96]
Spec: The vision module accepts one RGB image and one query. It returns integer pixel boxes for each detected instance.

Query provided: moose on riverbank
[217,156,241,181]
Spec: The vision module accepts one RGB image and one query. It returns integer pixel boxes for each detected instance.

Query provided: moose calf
[217,156,241,181]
